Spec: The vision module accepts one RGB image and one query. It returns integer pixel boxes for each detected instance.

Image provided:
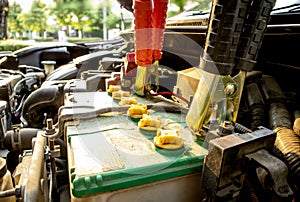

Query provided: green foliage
[167,10,180,18]
[7,0,212,41]
[194,0,211,10]
[0,41,31,51]
[170,0,186,12]
[67,37,102,43]
[0,44,28,52]
[7,3,23,37]
[51,0,94,36]
[50,0,123,38]
[18,0,49,35]
[106,13,121,30]
[34,37,55,42]
[169,0,212,15]
[16,37,29,40]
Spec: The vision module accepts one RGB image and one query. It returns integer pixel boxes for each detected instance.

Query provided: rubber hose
[4,128,41,151]
[21,85,64,128]
[263,75,300,187]
[269,102,292,129]
[246,82,265,131]
[274,127,300,183]
[55,139,67,159]
[293,110,300,136]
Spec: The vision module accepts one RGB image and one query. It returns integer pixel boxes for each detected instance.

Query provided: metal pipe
[24,131,48,201]
[45,119,58,201]
[0,189,16,198]
[49,140,58,201]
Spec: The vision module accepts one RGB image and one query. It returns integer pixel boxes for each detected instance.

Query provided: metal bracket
[201,127,276,201]
[245,149,293,198]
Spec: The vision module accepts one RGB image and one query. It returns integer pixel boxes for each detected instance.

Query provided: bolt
[81,72,88,80]
[18,154,23,163]
[148,65,156,74]
[45,118,55,135]
[46,119,53,130]
[220,121,234,135]
[278,185,291,195]
[224,83,236,96]
[40,179,44,194]
[223,121,232,127]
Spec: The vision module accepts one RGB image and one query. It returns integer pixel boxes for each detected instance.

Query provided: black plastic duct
[21,84,64,128]
[4,128,41,151]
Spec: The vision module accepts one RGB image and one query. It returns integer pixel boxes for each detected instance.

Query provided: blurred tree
[0,0,9,39]
[170,0,185,12]
[170,0,211,14]
[51,0,94,38]
[106,13,121,30]
[51,0,121,39]
[98,1,121,30]
[7,2,23,38]
[85,4,104,38]
[114,0,211,18]
[19,0,48,39]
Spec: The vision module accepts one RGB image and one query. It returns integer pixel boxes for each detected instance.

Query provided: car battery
[63,92,207,202]
[0,73,22,113]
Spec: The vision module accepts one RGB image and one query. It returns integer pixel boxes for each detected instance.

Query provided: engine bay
[0,0,299,201]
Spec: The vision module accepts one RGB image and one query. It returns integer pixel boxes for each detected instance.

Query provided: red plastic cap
[133,0,153,10]
[126,52,136,63]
